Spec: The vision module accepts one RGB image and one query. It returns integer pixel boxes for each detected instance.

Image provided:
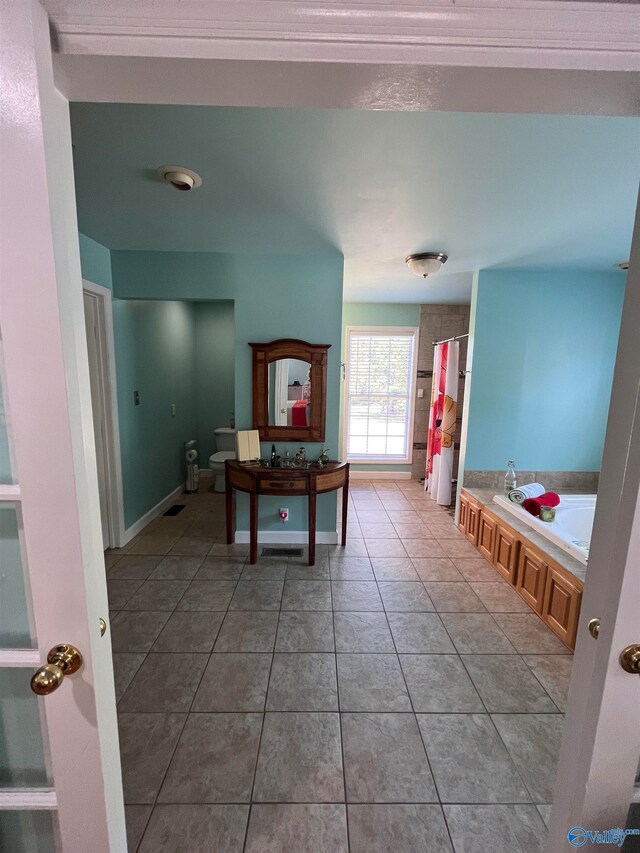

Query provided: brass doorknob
[619,644,640,675]
[588,617,601,639]
[31,644,83,696]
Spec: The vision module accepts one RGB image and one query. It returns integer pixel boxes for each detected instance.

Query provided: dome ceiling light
[405,252,448,278]
[157,165,203,192]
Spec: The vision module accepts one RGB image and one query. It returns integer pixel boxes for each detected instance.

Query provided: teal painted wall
[195,301,236,463]
[465,269,625,472]
[111,250,344,532]
[79,233,112,290]
[341,302,421,473]
[112,300,197,528]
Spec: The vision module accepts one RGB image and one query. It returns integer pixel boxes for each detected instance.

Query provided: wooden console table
[225,460,349,565]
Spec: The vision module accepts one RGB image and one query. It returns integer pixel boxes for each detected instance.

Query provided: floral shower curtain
[425,341,459,505]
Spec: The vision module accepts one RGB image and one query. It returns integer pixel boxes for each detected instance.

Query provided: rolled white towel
[508,483,545,504]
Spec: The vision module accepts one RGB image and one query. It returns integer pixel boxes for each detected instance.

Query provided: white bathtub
[493,494,596,566]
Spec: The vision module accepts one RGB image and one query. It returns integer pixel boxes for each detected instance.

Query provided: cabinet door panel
[458,495,469,535]
[492,523,519,584]
[516,545,547,613]
[477,512,496,561]
[542,565,582,649]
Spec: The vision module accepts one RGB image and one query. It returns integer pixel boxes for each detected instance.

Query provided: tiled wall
[412,305,471,480]
[463,470,599,493]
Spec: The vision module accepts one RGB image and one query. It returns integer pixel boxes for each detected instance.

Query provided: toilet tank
[215,427,236,451]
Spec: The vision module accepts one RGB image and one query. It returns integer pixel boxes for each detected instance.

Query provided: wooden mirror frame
[249,338,331,442]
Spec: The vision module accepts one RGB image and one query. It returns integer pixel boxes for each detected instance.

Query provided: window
[345,326,418,462]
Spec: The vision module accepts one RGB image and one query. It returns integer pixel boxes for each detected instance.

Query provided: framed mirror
[249,339,331,442]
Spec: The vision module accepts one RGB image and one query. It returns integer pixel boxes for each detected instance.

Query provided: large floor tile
[169,537,215,557]
[176,580,237,611]
[276,611,335,652]
[392,522,435,539]
[193,653,272,711]
[113,653,146,702]
[439,538,482,559]
[462,655,558,713]
[349,804,453,853]
[149,555,204,580]
[333,612,395,652]
[331,581,383,611]
[159,713,262,803]
[267,653,338,711]
[329,557,374,580]
[444,804,547,853]
[491,713,564,803]
[122,579,190,611]
[440,613,516,654]
[229,580,284,610]
[107,578,144,609]
[425,581,487,612]
[360,523,398,539]
[281,579,332,610]
[365,539,408,558]
[453,557,502,582]
[470,581,532,612]
[378,581,434,611]
[195,556,245,580]
[152,611,224,653]
[417,714,530,804]
[402,539,446,559]
[253,713,344,802]
[337,654,411,712]
[411,558,465,582]
[138,805,249,853]
[241,561,288,580]
[400,654,484,713]
[125,805,151,853]
[387,613,456,653]
[118,653,209,712]
[118,713,186,803]
[214,611,279,652]
[328,540,369,557]
[522,654,573,711]
[493,614,572,654]
[342,712,437,803]
[110,610,170,652]
[245,804,348,853]
[108,555,162,580]
[371,558,420,581]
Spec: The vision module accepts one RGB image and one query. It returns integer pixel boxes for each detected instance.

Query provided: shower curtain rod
[431,333,469,346]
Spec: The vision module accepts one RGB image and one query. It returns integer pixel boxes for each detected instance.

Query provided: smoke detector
[157,165,202,192]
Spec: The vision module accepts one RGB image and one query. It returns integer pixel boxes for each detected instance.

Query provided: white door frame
[8,1,639,849]
[82,280,125,549]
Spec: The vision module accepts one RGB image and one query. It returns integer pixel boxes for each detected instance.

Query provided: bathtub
[493,494,596,565]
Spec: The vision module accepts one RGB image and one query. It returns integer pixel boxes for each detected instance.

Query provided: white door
[83,292,111,550]
[549,193,640,850]
[0,2,125,851]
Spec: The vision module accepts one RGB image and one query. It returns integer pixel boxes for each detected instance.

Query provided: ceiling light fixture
[157,165,203,192]
[405,252,448,278]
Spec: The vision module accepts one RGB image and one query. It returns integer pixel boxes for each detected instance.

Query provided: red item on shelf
[522,492,561,517]
[292,400,308,427]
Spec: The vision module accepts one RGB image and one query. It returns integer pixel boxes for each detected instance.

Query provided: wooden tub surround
[459,488,584,649]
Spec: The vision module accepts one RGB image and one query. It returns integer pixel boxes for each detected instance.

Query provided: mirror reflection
[268,358,311,427]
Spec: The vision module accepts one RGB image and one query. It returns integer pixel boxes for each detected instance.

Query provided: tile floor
[106,478,572,852]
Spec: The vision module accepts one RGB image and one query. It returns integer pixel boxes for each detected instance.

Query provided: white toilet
[208,428,237,492]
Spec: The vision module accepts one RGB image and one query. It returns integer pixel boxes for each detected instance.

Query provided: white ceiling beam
[43,0,640,71]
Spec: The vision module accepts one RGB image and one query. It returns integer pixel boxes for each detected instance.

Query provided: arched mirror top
[249,339,331,442]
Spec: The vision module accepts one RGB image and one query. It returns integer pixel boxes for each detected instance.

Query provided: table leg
[249,491,258,564]
[308,491,316,566]
[225,477,233,545]
[341,479,349,546]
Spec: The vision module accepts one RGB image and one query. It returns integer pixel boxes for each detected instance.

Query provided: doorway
[82,281,124,550]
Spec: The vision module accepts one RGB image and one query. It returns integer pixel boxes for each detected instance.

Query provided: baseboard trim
[122,482,186,545]
[350,470,412,480]
[234,530,339,545]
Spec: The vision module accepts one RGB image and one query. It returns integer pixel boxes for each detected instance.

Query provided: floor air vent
[261,547,304,557]
[163,504,186,516]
